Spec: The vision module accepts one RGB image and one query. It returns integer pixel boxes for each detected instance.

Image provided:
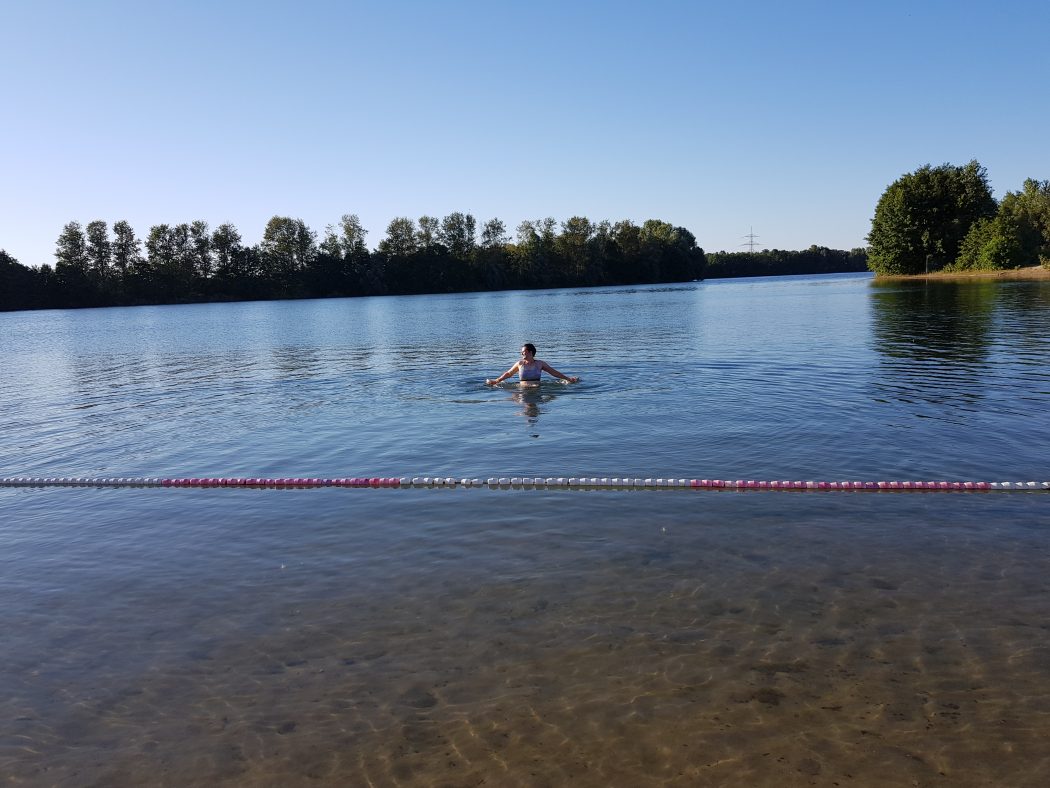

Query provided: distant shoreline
[875,265,1050,282]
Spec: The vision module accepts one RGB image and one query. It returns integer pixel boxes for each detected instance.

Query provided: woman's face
[521,346,534,361]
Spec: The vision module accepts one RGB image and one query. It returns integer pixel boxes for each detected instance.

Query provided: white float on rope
[1,476,1047,491]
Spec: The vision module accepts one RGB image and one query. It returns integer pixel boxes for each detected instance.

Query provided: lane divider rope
[0,476,1048,491]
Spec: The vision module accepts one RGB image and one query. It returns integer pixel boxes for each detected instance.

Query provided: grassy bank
[875,265,1050,282]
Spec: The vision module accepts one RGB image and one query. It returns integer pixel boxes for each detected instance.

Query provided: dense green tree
[635,220,704,282]
[55,221,89,277]
[607,220,641,283]
[0,249,19,309]
[339,214,368,257]
[318,224,342,258]
[512,218,557,284]
[999,178,1050,266]
[85,220,111,281]
[52,221,95,305]
[954,215,1026,270]
[475,217,510,289]
[111,220,141,278]
[1,250,43,310]
[141,223,197,298]
[260,216,316,282]
[145,224,174,265]
[867,160,996,275]
[557,216,594,281]
[439,212,476,260]
[373,218,417,294]
[308,225,348,298]
[377,217,418,258]
[189,220,212,278]
[480,217,508,248]
[238,246,263,283]
[171,224,197,291]
[211,223,243,279]
[377,214,474,294]
[587,220,615,283]
[417,216,440,250]
[337,214,371,293]
[145,224,178,295]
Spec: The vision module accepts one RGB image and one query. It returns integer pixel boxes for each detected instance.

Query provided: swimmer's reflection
[502,382,564,437]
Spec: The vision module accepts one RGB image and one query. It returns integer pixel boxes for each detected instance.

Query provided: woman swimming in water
[485,343,580,385]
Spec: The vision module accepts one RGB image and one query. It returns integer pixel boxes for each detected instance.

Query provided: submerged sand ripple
[4,510,1050,786]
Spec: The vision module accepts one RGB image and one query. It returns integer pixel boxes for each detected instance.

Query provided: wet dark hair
[522,343,537,355]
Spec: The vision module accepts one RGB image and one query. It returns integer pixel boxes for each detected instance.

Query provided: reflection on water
[870,280,996,411]
[503,381,571,436]
[870,279,1000,361]
[869,280,1050,422]
[865,280,1050,478]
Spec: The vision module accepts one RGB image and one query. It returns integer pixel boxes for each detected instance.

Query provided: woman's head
[521,343,537,358]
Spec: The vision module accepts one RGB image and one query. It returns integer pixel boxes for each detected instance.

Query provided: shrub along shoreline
[874,265,1050,282]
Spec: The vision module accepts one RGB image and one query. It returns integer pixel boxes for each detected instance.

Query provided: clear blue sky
[3,0,1047,266]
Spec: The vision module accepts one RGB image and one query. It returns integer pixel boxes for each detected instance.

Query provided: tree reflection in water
[869,280,997,410]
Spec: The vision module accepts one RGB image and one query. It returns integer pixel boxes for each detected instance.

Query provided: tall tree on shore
[557,216,594,281]
[339,213,373,292]
[111,220,141,278]
[137,222,202,298]
[1,250,35,310]
[955,215,1025,270]
[999,178,1050,265]
[378,217,418,258]
[608,219,641,282]
[513,217,557,284]
[260,216,316,281]
[339,213,368,258]
[292,220,316,274]
[476,217,510,288]
[417,216,440,250]
[318,224,342,258]
[190,220,212,278]
[211,223,243,279]
[85,220,111,282]
[480,217,508,249]
[641,220,704,282]
[867,160,996,275]
[55,221,89,278]
[170,223,197,291]
[439,212,476,261]
[260,216,294,280]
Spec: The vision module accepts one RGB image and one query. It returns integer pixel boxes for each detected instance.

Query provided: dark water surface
[3,274,1050,786]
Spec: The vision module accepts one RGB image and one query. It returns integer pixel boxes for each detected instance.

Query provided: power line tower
[740,226,760,254]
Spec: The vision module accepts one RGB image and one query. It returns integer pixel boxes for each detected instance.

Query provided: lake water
[2,273,1050,786]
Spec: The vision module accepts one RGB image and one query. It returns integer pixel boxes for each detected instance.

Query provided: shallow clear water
[3,273,1050,786]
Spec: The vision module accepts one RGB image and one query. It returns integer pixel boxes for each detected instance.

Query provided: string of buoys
[0,476,1047,491]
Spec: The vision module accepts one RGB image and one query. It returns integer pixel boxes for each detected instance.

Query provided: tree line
[1,213,870,312]
[867,161,1050,275]
[2,214,708,311]
[706,246,868,278]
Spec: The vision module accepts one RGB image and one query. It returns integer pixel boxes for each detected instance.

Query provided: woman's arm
[540,361,579,383]
[486,361,521,385]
